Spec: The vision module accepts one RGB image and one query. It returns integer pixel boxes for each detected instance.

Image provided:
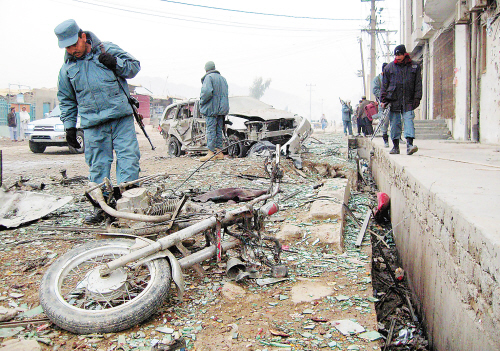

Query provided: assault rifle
[99,44,155,150]
[128,96,155,150]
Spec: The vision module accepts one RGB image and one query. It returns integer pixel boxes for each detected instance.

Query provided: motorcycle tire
[39,239,172,334]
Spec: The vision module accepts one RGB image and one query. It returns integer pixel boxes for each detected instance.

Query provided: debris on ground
[0,189,72,228]
[0,132,429,350]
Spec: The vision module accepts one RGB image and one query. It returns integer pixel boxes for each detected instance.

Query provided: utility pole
[360,1,397,98]
[306,84,315,121]
[385,31,392,63]
[358,37,367,97]
[369,0,377,99]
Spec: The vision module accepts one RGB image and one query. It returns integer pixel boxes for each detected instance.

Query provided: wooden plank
[355,210,371,246]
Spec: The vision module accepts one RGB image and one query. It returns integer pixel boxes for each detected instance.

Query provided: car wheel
[228,134,247,158]
[68,130,85,154]
[167,136,183,157]
[29,141,46,154]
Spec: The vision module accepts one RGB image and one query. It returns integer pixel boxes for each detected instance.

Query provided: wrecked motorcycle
[39,149,284,334]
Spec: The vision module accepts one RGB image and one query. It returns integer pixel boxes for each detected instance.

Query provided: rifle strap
[98,44,133,106]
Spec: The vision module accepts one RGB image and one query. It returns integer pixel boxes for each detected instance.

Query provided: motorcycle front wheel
[39,239,172,334]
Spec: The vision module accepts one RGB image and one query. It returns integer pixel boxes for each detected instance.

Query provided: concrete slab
[359,137,500,351]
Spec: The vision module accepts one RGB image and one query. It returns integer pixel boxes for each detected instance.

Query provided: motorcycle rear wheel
[39,239,172,334]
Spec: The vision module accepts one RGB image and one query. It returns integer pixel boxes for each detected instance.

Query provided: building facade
[401,0,499,144]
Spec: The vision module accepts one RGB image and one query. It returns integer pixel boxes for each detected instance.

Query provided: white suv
[25,106,84,154]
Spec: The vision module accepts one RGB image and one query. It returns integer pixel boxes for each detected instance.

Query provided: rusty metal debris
[50,168,87,185]
[192,188,267,203]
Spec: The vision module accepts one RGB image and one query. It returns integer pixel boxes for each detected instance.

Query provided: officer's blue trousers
[84,115,140,185]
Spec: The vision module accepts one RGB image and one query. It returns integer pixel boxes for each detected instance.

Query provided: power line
[69,0,362,32]
[160,0,364,21]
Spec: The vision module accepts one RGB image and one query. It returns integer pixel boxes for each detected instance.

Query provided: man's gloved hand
[66,128,81,149]
[98,52,117,71]
[412,100,421,110]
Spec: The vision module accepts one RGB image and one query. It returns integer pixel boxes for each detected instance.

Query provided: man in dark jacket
[381,44,422,155]
[199,61,229,162]
[7,107,18,142]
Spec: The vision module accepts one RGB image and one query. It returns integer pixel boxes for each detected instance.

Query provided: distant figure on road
[19,106,30,141]
[320,114,328,130]
[363,100,377,136]
[55,19,141,224]
[340,100,353,136]
[372,62,390,147]
[7,107,17,142]
[381,44,422,155]
[199,61,229,162]
[356,96,371,136]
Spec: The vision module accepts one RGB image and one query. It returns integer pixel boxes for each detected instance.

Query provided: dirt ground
[0,127,386,350]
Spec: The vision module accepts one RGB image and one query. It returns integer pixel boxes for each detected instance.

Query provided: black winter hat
[394,44,406,55]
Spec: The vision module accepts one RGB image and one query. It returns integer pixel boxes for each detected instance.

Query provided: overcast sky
[0,0,400,121]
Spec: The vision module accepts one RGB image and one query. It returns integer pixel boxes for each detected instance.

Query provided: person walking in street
[7,107,18,142]
[356,96,370,136]
[363,99,376,136]
[341,100,353,136]
[199,61,229,162]
[320,114,328,130]
[372,62,390,147]
[55,19,141,224]
[381,44,421,155]
[19,106,30,141]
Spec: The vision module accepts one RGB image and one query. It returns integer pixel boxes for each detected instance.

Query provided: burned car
[159,96,312,159]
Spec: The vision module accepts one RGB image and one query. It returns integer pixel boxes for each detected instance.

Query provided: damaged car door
[161,100,207,156]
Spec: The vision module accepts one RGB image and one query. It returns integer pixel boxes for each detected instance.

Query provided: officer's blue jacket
[200,70,229,117]
[57,32,141,129]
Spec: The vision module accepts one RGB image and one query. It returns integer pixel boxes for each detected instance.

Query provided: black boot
[406,137,418,155]
[84,207,105,224]
[382,134,389,148]
[389,139,400,154]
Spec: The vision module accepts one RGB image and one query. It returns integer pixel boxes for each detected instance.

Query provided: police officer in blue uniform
[55,19,141,223]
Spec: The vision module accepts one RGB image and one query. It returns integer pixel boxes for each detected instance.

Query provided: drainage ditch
[353,156,430,350]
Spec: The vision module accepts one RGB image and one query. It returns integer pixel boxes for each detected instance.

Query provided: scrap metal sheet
[0,190,73,228]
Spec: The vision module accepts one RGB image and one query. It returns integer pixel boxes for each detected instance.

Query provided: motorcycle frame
[91,146,282,299]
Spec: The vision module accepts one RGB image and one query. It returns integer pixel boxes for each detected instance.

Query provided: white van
[24,106,84,154]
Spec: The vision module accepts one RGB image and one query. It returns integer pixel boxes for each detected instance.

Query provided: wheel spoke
[55,247,156,311]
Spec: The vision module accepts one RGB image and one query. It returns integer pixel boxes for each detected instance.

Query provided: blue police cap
[54,19,80,49]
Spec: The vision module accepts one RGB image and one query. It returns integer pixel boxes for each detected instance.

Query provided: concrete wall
[453,24,470,141]
[479,12,500,144]
[357,138,500,351]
